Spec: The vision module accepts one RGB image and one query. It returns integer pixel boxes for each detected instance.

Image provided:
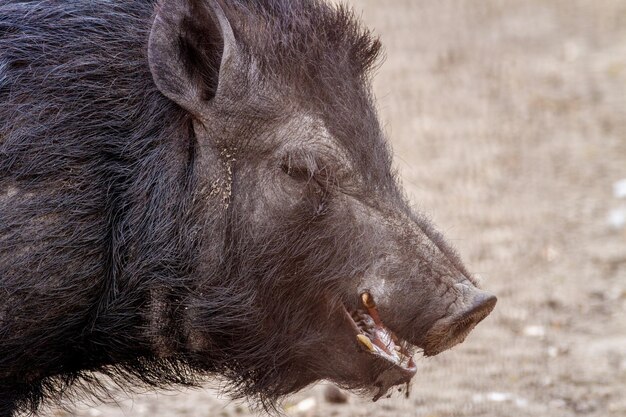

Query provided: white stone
[523,325,546,338]
[613,178,626,198]
[607,208,626,230]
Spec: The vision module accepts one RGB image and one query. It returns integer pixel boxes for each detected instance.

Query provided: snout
[423,283,497,356]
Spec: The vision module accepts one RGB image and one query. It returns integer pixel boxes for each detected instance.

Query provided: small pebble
[613,178,626,198]
[607,208,626,230]
[523,325,546,338]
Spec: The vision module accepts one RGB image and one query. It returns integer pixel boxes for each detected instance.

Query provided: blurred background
[59,0,626,416]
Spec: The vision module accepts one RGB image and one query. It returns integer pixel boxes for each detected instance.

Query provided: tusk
[357,334,375,352]
[361,292,376,309]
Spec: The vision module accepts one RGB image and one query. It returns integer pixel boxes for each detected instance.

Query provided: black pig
[0,0,497,415]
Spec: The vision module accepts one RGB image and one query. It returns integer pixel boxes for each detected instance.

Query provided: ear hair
[148,0,237,121]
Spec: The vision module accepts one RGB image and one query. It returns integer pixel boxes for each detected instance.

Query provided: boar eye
[280,162,313,182]
[280,153,335,190]
[280,152,320,182]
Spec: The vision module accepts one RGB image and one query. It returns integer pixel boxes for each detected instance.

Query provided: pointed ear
[148,0,237,119]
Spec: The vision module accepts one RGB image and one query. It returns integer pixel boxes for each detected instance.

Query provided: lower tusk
[357,334,375,352]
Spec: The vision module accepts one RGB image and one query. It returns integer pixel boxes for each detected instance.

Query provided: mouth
[341,289,496,401]
[344,293,417,401]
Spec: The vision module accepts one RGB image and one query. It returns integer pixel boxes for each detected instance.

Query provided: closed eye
[280,162,313,182]
[280,151,322,182]
[280,152,340,190]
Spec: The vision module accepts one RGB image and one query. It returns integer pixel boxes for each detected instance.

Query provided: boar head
[148,0,496,405]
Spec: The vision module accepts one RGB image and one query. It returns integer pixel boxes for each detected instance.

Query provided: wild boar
[0,0,496,415]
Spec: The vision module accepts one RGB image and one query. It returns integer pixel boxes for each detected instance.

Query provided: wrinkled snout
[423,283,497,356]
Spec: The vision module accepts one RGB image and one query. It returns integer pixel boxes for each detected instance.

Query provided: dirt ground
[54,1,626,416]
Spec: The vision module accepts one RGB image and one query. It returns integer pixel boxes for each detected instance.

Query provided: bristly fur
[228,0,383,81]
[0,0,383,414]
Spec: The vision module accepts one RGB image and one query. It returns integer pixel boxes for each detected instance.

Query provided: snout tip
[465,290,497,322]
[423,288,497,356]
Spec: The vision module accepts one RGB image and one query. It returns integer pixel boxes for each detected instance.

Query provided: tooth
[361,292,376,308]
[357,334,374,352]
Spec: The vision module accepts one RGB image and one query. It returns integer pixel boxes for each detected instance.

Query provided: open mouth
[345,293,417,401]
[342,289,496,401]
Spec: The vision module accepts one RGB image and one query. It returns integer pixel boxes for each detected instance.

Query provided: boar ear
[148,0,237,119]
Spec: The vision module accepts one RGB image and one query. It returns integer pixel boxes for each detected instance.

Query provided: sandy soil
[52,1,626,416]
